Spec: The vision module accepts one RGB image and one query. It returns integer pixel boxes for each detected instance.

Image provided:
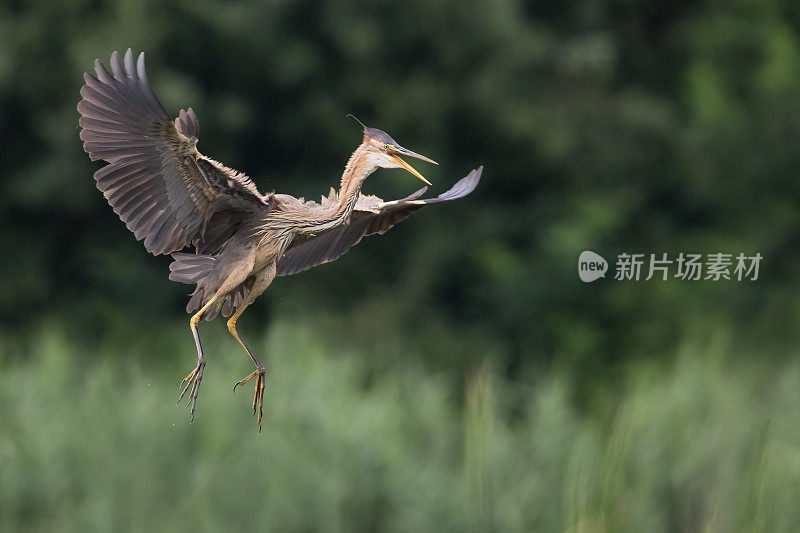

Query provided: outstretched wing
[276,166,482,276]
[78,49,269,255]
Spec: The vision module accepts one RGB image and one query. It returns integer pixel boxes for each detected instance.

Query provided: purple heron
[77,49,483,429]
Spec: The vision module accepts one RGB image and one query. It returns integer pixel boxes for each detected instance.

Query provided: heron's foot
[233,365,266,431]
[177,357,205,422]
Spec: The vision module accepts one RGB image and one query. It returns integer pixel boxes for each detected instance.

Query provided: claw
[234,367,266,431]
[234,370,257,393]
[176,358,205,422]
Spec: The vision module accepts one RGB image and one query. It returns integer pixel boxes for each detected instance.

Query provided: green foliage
[3,0,800,528]
[2,322,800,531]
[3,0,800,367]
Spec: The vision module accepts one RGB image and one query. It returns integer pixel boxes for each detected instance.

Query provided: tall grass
[1,321,800,531]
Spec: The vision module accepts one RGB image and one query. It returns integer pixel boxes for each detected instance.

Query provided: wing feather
[276,166,482,276]
[78,49,269,255]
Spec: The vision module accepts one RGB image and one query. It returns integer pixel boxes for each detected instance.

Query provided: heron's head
[349,115,437,185]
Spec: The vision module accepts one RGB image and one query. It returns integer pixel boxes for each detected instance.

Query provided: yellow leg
[191,292,221,329]
[177,293,221,421]
[227,265,276,432]
[228,301,267,431]
[227,301,257,363]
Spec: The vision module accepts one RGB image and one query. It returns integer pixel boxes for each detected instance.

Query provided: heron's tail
[170,253,219,318]
[169,253,216,284]
[171,253,252,321]
[185,280,252,321]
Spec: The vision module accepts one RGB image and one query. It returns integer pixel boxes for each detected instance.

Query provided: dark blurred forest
[4,0,800,531]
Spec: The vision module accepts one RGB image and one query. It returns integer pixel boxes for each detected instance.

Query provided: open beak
[388,147,438,186]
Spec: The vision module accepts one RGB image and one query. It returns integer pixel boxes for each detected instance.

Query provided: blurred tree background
[3,0,800,531]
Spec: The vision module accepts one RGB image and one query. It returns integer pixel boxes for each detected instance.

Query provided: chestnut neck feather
[296,142,376,234]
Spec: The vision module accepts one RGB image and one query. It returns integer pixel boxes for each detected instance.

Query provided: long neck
[299,143,376,234]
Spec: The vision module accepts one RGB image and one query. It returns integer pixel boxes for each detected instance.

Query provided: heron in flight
[78,49,482,429]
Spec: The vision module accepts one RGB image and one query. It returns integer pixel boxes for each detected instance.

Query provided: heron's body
[78,49,482,429]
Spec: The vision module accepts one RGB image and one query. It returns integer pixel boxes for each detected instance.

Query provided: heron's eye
[383,144,391,151]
